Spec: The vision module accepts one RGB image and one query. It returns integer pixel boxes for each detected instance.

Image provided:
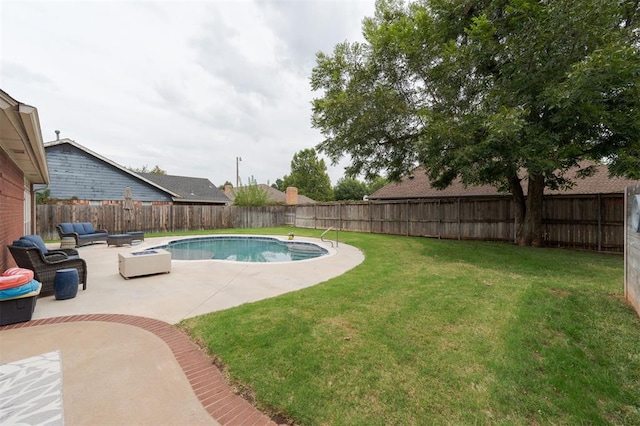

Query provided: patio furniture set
[2,223,169,325]
[56,222,144,247]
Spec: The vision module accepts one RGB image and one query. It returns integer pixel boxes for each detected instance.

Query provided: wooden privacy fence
[294,194,625,252]
[36,193,625,252]
[36,205,293,241]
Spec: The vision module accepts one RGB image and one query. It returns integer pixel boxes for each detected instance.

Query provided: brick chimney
[285,187,298,205]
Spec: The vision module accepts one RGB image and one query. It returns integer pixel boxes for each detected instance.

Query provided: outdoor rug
[0,350,64,425]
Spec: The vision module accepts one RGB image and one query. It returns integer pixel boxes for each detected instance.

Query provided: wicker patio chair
[7,245,88,297]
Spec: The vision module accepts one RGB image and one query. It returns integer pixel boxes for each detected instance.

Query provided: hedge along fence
[625,183,640,316]
[36,193,625,252]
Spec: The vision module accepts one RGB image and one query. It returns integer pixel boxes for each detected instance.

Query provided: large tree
[311,0,640,246]
[283,148,334,201]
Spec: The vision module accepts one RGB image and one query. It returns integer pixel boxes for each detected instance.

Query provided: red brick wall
[0,148,26,271]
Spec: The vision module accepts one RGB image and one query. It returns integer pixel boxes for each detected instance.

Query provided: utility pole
[236,156,242,188]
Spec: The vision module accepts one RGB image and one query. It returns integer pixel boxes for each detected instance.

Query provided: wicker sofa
[56,222,108,247]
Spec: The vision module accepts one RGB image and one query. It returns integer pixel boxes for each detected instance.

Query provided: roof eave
[0,90,49,184]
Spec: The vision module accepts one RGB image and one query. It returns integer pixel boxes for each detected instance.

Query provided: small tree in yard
[311,0,640,246]
[234,177,270,206]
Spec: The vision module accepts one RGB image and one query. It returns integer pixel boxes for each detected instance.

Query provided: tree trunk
[508,174,527,245]
[521,174,546,247]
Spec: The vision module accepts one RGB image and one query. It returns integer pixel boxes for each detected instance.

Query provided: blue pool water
[157,236,328,262]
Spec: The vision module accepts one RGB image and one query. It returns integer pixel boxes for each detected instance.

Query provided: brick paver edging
[0,314,277,426]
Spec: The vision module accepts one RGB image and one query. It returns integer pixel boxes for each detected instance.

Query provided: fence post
[406,200,410,236]
[438,199,441,239]
[597,193,602,252]
[457,198,461,240]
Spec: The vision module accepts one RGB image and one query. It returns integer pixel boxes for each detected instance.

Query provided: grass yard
[180,227,640,425]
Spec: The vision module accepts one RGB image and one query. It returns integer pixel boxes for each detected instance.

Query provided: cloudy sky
[1,0,375,187]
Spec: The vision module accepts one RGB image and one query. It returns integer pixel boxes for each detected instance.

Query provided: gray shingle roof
[369,162,640,200]
[139,173,230,204]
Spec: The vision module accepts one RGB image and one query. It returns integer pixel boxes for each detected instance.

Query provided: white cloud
[1,0,375,186]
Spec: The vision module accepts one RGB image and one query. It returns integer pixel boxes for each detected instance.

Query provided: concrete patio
[0,235,364,425]
[33,235,364,323]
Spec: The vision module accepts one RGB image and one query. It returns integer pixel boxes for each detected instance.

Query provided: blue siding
[42,144,172,202]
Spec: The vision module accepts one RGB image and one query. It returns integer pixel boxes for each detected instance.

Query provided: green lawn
[180,228,640,425]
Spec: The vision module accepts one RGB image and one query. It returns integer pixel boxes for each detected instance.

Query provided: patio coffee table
[108,234,133,247]
[118,249,171,279]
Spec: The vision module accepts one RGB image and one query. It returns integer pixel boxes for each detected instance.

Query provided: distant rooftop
[370,162,640,200]
[139,173,230,204]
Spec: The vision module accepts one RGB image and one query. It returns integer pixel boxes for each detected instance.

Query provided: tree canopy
[283,148,334,201]
[128,164,167,175]
[311,0,640,245]
[334,176,389,200]
[334,177,369,201]
[271,178,286,192]
[218,180,233,190]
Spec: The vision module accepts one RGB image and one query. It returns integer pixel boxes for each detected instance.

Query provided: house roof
[225,184,317,205]
[369,163,640,200]
[0,89,49,184]
[44,138,229,203]
[45,138,180,198]
[139,173,230,204]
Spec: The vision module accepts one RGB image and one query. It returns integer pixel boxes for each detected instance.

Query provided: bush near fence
[37,193,625,252]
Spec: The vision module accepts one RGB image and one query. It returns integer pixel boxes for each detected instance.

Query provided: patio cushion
[72,223,86,234]
[12,239,37,249]
[82,222,96,234]
[59,223,75,234]
[20,235,49,254]
[0,279,41,300]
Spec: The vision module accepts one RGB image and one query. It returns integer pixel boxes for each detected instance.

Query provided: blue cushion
[20,235,49,254]
[59,223,75,234]
[0,279,41,300]
[72,223,86,234]
[82,222,96,234]
[12,239,35,248]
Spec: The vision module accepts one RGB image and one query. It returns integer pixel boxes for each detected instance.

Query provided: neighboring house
[369,163,640,200]
[40,138,228,205]
[0,89,49,271]
[139,173,229,205]
[224,184,316,205]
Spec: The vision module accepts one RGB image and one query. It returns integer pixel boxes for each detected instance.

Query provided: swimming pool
[156,236,329,262]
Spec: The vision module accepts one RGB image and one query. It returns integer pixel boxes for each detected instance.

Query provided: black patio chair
[7,245,88,297]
